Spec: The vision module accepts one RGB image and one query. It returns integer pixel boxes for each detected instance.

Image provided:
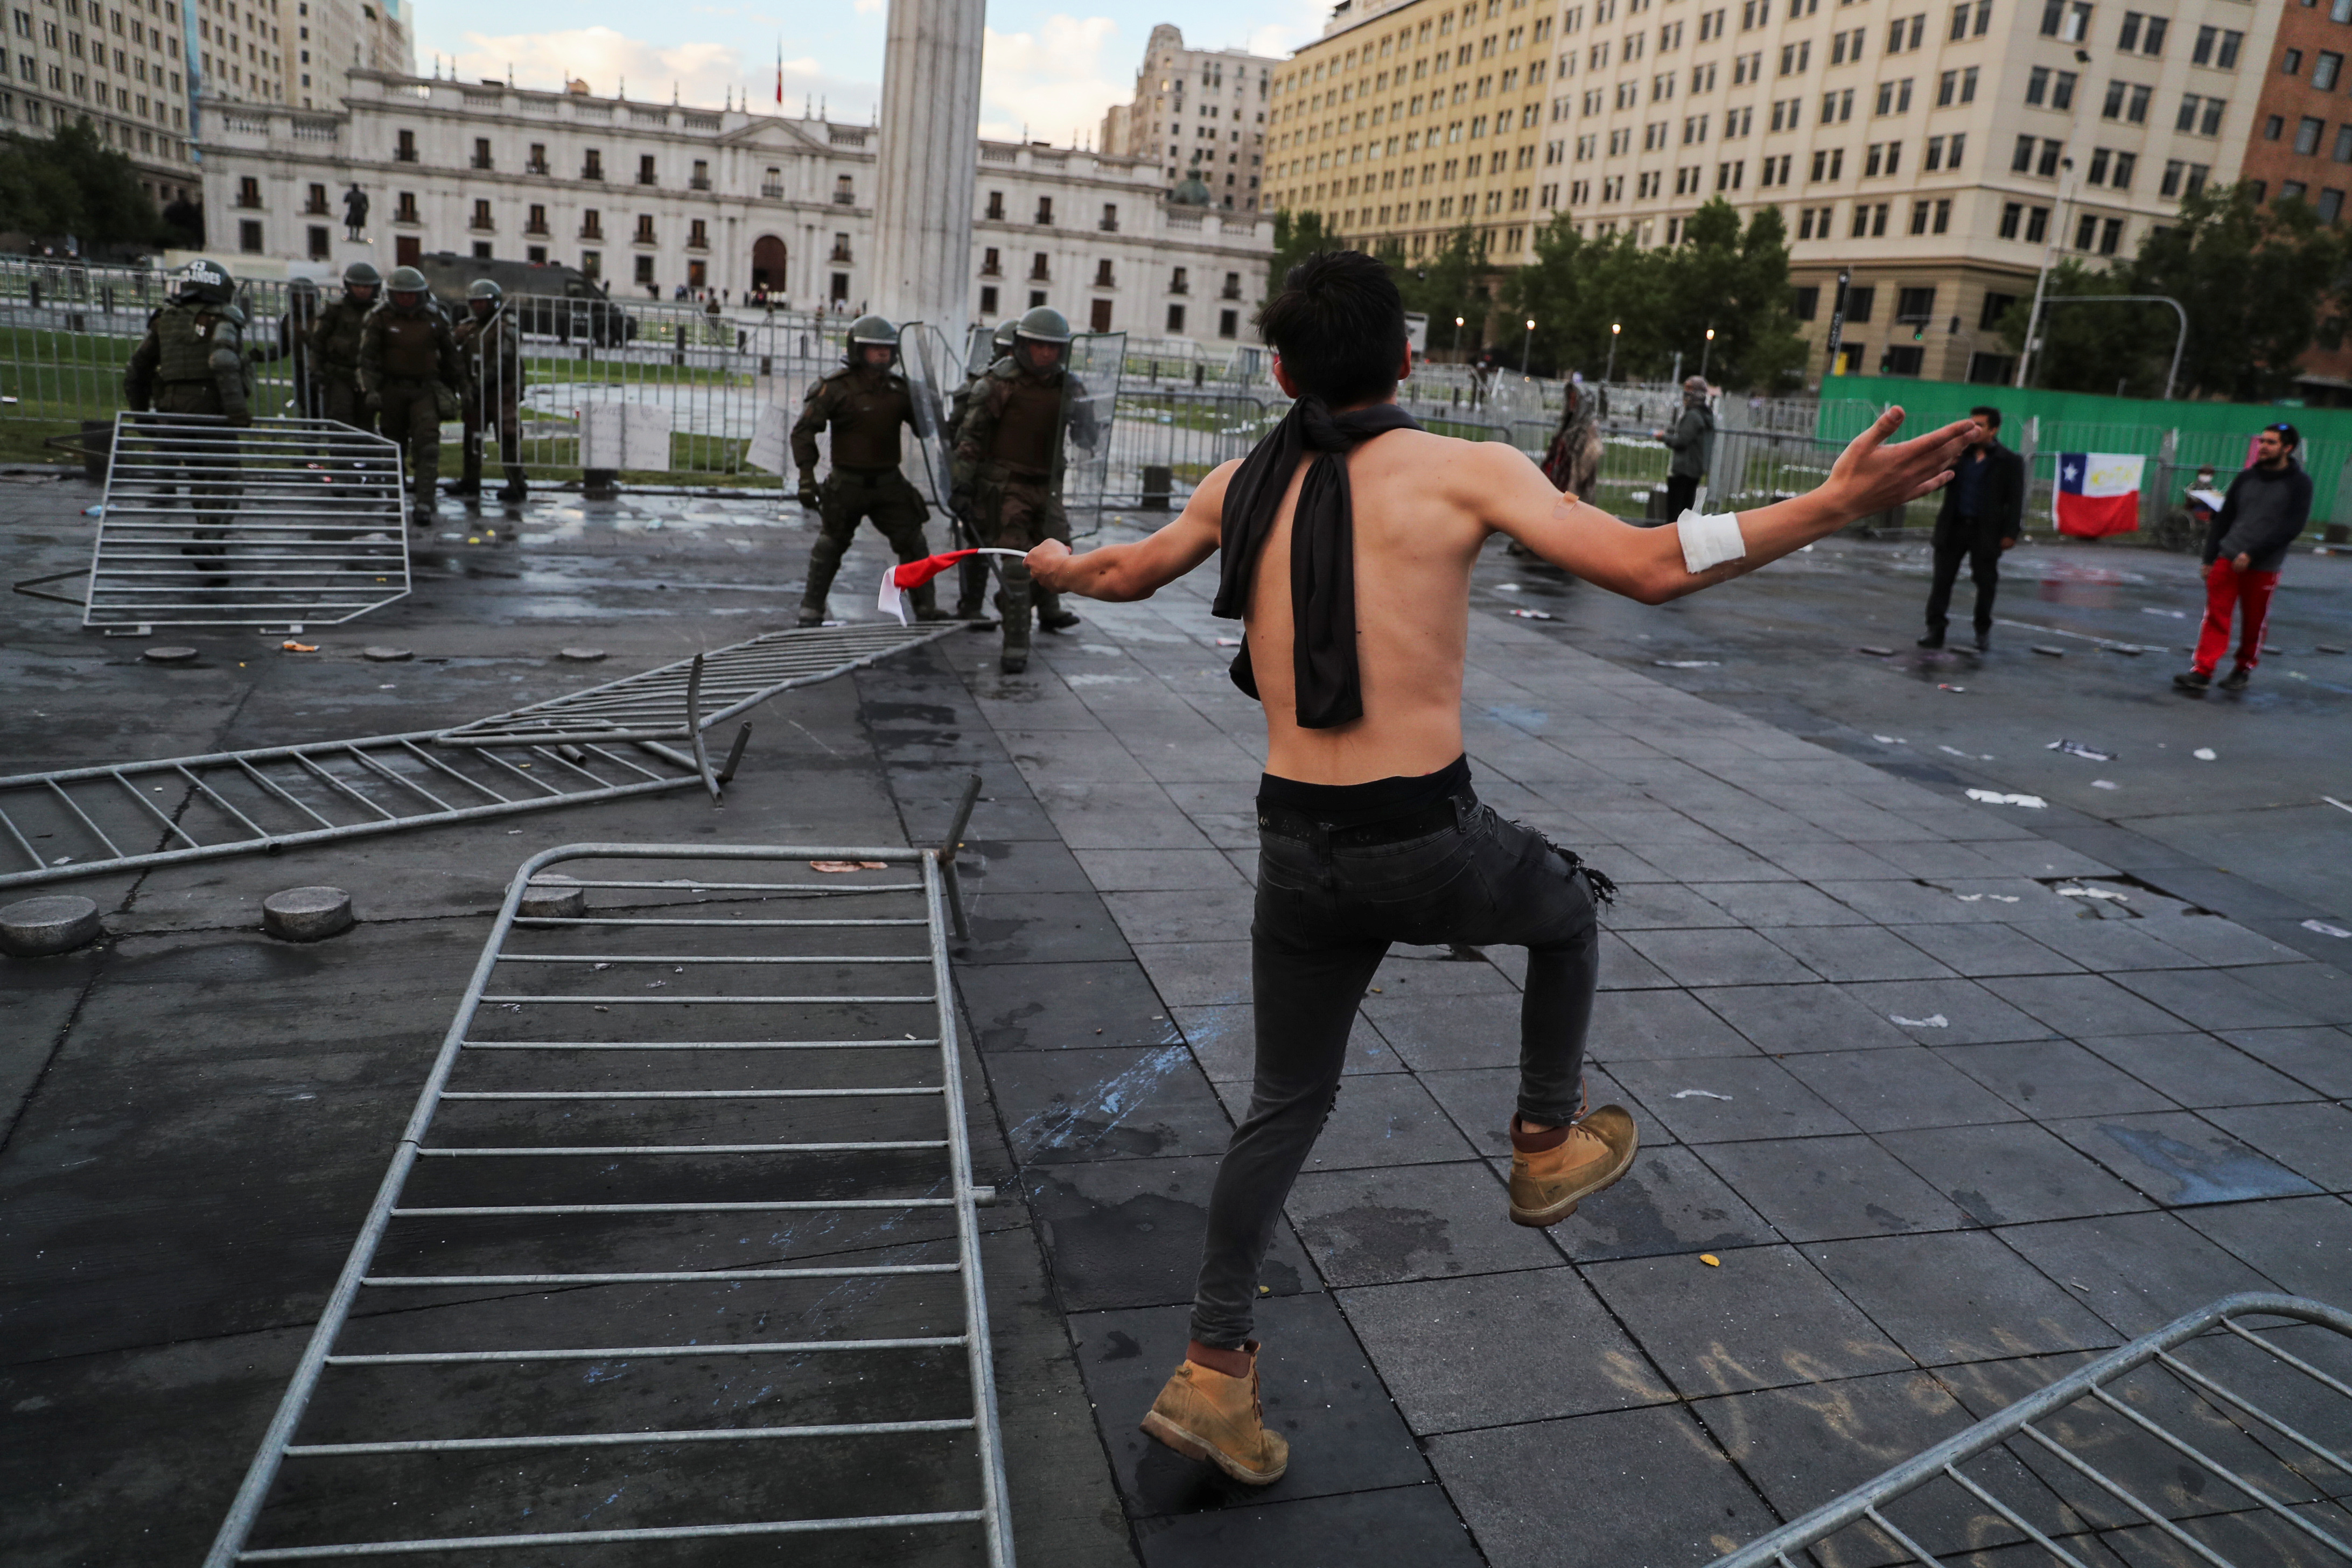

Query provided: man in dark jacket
[1654,375,1714,520]
[2174,423,2312,693]
[1919,404,2026,650]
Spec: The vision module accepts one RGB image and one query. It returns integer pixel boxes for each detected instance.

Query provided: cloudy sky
[414,0,1325,146]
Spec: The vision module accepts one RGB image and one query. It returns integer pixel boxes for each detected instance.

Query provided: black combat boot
[998,565,1034,674]
[498,466,529,505]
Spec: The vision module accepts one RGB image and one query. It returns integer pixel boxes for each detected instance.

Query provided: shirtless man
[1026,251,1969,1486]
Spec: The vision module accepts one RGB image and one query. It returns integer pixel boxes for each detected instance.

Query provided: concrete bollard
[263,886,355,942]
[1,895,103,957]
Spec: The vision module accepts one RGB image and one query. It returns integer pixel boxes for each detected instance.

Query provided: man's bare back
[1029,398,1970,783]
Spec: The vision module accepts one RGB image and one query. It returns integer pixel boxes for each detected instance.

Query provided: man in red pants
[2174,423,2312,694]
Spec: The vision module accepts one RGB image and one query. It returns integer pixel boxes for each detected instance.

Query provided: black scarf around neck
[1213,395,1422,729]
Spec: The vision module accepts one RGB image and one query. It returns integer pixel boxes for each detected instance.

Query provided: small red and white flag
[877,548,1027,623]
[2054,452,2145,537]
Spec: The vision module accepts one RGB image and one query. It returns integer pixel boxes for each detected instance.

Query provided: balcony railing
[979,261,1003,277]
[394,207,420,225]
[832,190,856,205]
[393,145,418,163]
[579,224,604,240]
[636,173,657,186]
[468,216,494,232]
[1220,284,1243,299]
[303,199,330,215]
[689,176,711,191]
[523,218,550,236]
[1028,267,1051,282]
[234,193,262,209]
[760,183,786,199]
[525,159,550,175]
[1169,279,1189,294]
[1099,216,1119,232]
[687,234,709,251]
[829,247,853,263]
[582,165,604,180]
[470,155,492,170]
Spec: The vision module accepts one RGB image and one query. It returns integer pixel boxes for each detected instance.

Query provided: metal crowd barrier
[1705,1291,2352,1568]
[202,828,1012,1564]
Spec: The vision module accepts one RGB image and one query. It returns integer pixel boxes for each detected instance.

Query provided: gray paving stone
[2108,965,2330,1032]
[1759,840,1910,880]
[1367,951,1521,996]
[1073,849,1251,891]
[1682,880,1870,927]
[1695,984,1921,1054]
[2134,915,2314,968]
[2177,1193,2352,1304]
[959,890,1139,964]
[1813,877,2013,926]
[2001,916,2222,974]
[1101,886,1258,947]
[2049,1110,2326,1209]
[1779,1046,2029,1133]
[1889,921,2085,977]
[1837,979,2060,1045]
[1133,1483,1484,1568]
[1980,974,2203,1039]
[2214,1025,2352,1098]
[1875,1121,2157,1226]
[1620,927,1822,988]
[1359,990,1527,1073]
[1607,1057,1861,1144]
[1024,1156,1315,1312]
[1995,1211,2288,1336]
[1933,1039,2181,1119]
[1597,882,1741,930]
[1420,1063,1651,1157]
[1805,1230,2122,1366]
[1583,1244,1914,1396]
[961,836,1102,897]
[957,961,1182,1053]
[1635,843,1796,883]
[1066,1293,1430,1519]
[1428,1404,1795,1568]
[1173,1003,1401,1081]
[1762,923,1959,983]
[1284,1160,1560,1287]
[1698,1134,1974,1242]
[988,1046,1235,1166]
[2196,1101,2352,1193]
[1865,839,2019,879]
[1206,1072,1480,1171]
[2075,1031,2323,1108]
[1588,987,1759,1062]
[1539,1144,1780,1263]
[1131,941,1254,1009]
[1336,1266,1675,1433]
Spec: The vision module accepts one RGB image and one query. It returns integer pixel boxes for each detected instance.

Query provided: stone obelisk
[869,0,984,346]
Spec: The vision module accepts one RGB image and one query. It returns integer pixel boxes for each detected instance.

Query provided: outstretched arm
[1025,459,1234,601]
[1489,407,1972,604]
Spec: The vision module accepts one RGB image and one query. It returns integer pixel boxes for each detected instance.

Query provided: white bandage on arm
[1676,508,1747,574]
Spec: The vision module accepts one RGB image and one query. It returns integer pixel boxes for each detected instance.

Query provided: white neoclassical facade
[197,69,1271,345]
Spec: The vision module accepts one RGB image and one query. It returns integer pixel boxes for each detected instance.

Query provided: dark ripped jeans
[1189,791,1602,1349]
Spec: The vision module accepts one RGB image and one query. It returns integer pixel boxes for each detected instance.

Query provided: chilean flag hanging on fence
[2054,452,2146,537]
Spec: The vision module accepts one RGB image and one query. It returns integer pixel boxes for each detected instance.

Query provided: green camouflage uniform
[307,294,376,431]
[954,359,1097,654]
[791,362,938,620]
[359,301,461,506]
[453,304,526,498]
[124,298,251,556]
[941,361,1000,618]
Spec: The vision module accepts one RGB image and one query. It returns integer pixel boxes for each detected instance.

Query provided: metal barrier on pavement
[1704,1291,2352,1568]
[201,829,1013,1565]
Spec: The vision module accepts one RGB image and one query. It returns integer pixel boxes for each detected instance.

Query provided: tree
[1264,208,1336,301]
[0,119,165,249]
[2000,184,2347,401]
[1391,227,1492,360]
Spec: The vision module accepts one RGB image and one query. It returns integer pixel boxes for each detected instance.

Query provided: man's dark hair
[1968,404,2002,429]
[2267,421,2301,451]
[1257,250,1407,405]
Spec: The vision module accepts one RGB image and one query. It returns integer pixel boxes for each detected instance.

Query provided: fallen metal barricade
[1704,1291,2352,1568]
[202,818,1013,1564]
[31,411,411,633]
[0,731,722,891]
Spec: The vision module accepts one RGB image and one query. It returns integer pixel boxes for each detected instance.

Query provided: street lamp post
[1605,321,1621,383]
[1700,326,1715,381]
[1521,317,1535,375]
[1452,314,1465,359]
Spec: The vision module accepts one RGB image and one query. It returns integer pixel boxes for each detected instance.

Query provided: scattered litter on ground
[810,860,888,872]
[2324,796,2352,815]
[1509,608,1555,620]
[2056,885,2129,902]
[1215,636,1243,646]
[1654,659,1718,668]
[2032,645,2066,657]
[2047,739,2115,761]
[281,640,318,653]
[557,647,607,662]
[361,646,412,662]
[1699,1254,1722,1267]
[2193,747,2217,761]
[1956,893,2021,903]
[2300,919,2351,939]
[2140,607,2187,619]
[80,504,103,517]
[1891,1013,1950,1028]
[1494,582,1523,593]
[1966,789,2046,808]
[142,647,197,664]
[1856,645,1894,656]
[2319,644,2346,655]
[1937,683,1966,692]
[1671,1089,1734,1101]
[2093,780,2119,789]
[1872,735,1906,744]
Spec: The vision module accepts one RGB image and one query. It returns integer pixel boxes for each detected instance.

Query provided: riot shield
[963,323,998,379]
[1061,331,1124,541]
[896,321,961,513]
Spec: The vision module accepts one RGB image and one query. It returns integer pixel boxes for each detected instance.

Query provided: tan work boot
[1508,1104,1639,1227]
[1139,1341,1289,1485]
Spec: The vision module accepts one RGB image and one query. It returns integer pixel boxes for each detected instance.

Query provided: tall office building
[1265,0,2281,383]
[1100,24,1280,211]
[1,0,201,205]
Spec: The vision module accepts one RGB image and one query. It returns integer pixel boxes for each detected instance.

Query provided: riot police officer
[308,261,380,432]
[953,306,1096,673]
[790,314,946,627]
[244,276,323,419]
[451,278,528,503]
[123,258,251,574]
[943,318,1019,622]
[359,264,461,516]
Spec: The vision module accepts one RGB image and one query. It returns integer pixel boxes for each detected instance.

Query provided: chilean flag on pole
[877,548,1027,623]
[2054,452,2146,538]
